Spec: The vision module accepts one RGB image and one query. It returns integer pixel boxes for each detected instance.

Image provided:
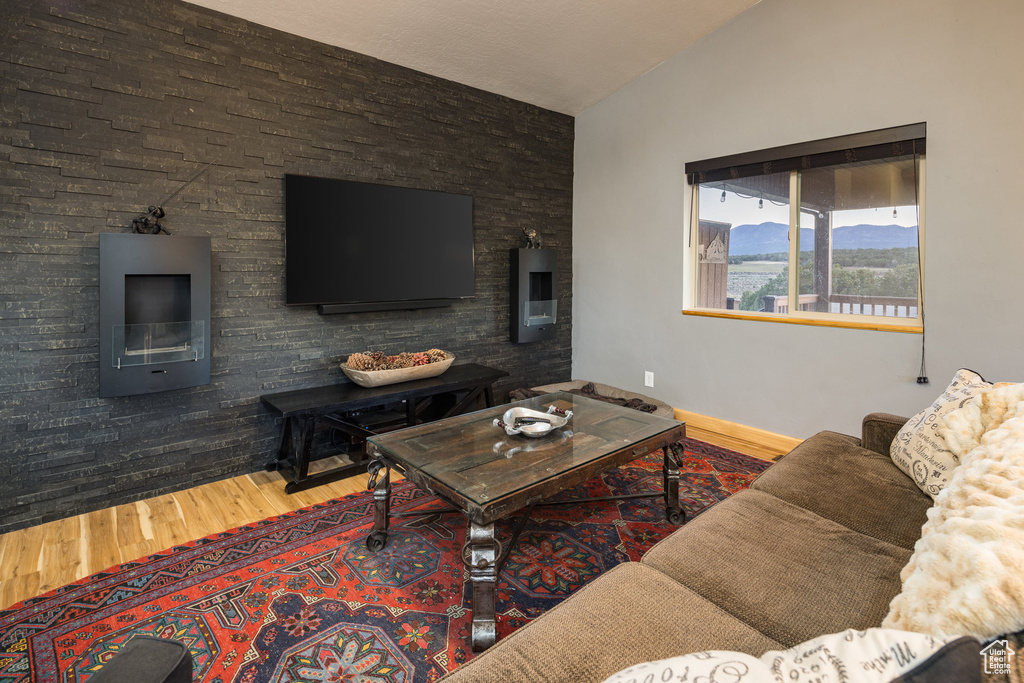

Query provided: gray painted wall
[573,0,1024,438]
[0,0,573,533]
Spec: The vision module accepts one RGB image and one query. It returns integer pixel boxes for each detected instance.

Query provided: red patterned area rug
[0,439,769,683]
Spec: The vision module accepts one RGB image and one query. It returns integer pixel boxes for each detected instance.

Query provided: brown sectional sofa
[440,412,998,681]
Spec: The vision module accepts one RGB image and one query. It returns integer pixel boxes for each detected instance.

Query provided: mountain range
[726,221,918,256]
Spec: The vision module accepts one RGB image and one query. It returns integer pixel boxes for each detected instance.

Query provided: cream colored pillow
[890,369,991,498]
[600,629,973,683]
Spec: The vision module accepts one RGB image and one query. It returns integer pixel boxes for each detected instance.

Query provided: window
[685,124,925,332]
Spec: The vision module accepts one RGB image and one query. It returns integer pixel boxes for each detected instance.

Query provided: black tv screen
[285,174,475,307]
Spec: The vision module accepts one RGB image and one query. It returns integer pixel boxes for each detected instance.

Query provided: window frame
[683,126,926,334]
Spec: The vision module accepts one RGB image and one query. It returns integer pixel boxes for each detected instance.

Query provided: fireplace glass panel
[114,274,202,368]
[112,320,205,367]
[523,300,557,327]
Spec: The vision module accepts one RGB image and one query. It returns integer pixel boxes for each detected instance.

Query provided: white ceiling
[187,0,761,116]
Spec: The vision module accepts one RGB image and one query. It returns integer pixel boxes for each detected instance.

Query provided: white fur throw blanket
[883,383,1024,640]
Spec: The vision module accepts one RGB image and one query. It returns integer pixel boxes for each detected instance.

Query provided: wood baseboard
[673,408,802,461]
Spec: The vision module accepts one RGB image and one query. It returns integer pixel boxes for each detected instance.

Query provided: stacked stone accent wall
[0,0,573,533]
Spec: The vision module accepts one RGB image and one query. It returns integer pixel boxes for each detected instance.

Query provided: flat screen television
[285,174,475,311]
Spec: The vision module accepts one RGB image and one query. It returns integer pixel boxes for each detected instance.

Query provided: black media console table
[260,363,509,493]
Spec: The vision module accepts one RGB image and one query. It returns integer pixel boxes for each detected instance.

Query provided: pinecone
[425,348,448,363]
[411,352,429,366]
[367,351,387,370]
[346,352,374,370]
[382,354,412,370]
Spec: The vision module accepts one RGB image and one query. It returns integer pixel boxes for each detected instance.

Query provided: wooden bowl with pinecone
[341,349,455,388]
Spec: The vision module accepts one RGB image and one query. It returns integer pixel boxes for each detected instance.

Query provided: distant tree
[739,262,814,311]
[832,264,917,297]
[878,263,919,297]
[730,252,788,264]
[831,247,917,269]
[740,269,786,310]
[732,247,917,268]
[832,267,877,295]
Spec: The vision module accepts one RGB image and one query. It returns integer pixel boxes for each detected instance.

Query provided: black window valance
[685,123,926,185]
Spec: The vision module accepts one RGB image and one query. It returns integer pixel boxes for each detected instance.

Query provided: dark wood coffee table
[363,391,688,651]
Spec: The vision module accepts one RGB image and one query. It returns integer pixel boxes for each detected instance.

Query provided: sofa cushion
[438,562,783,683]
[641,489,913,647]
[751,431,931,549]
[600,630,980,683]
[890,368,992,498]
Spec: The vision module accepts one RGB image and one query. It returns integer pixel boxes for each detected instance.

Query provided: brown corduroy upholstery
[438,562,783,682]
[439,417,935,680]
[750,430,931,549]
[641,489,912,647]
[862,412,910,456]
[770,430,859,465]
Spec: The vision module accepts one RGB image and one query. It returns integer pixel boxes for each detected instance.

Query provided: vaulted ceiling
[186,0,762,115]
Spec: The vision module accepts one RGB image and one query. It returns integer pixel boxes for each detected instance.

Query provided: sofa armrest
[861,413,909,455]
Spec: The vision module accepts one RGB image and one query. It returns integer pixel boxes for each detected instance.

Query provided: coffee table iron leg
[366,458,391,551]
[664,442,687,525]
[468,521,498,651]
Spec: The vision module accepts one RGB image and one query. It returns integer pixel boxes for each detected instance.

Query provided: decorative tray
[493,405,573,438]
[341,353,455,388]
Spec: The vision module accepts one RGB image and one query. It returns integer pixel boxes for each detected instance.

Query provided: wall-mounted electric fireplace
[510,248,558,343]
[99,233,211,397]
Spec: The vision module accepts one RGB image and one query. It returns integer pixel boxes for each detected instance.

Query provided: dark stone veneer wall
[0,0,573,533]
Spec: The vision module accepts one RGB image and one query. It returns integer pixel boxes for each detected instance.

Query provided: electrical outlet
[644,371,654,388]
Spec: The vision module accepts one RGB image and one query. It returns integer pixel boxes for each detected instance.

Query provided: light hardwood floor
[0,412,801,611]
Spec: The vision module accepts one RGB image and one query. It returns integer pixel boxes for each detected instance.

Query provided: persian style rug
[0,439,770,683]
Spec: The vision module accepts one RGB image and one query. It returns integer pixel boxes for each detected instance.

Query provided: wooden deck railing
[827,294,917,318]
[760,293,917,317]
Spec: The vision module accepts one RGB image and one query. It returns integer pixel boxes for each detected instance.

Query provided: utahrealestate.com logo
[981,640,1015,675]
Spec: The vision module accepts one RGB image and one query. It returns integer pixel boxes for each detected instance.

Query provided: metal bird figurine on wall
[131,206,168,234]
[131,162,214,235]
